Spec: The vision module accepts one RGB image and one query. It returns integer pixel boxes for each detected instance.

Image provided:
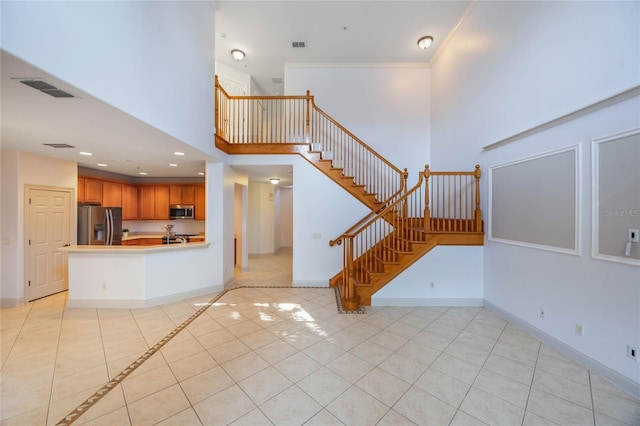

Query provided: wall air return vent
[272,77,283,84]
[20,79,75,98]
[43,143,75,149]
[291,41,306,48]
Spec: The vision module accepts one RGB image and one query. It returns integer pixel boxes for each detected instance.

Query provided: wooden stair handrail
[329,168,408,247]
[308,100,405,177]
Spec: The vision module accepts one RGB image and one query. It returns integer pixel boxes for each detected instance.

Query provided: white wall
[285,64,430,180]
[279,188,293,247]
[247,182,276,255]
[1,151,77,305]
[372,246,483,306]
[431,1,640,391]
[1,1,216,155]
[431,0,640,169]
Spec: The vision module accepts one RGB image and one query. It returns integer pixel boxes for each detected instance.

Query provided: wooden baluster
[343,235,359,311]
[423,165,431,232]
[305,91,311,143]
[474,165,482,232]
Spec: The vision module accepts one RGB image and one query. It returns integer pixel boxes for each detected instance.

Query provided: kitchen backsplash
[123,220,205,235]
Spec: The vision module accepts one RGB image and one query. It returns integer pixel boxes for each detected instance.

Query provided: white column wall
[247,182,276,255]
[431,0,640,391]
[284,64,430,179]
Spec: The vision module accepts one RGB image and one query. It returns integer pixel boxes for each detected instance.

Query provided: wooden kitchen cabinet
[138,186,156,220]
[181,186,196,204]
[102,181,122,207]
[84,179,103,204]
[195,185,205,220]
[169,185,182,205]
[154,185,170,220]
[122,184,138,220]
[77,178,86,203]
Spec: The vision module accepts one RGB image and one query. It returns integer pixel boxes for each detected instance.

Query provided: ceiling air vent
[272,77,283,84]
[20,79,75,98]
[291,41,306,48]
[43,143,75,149]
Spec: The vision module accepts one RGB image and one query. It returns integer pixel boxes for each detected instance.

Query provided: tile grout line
[54,285,352,425]
[54,288,230,426]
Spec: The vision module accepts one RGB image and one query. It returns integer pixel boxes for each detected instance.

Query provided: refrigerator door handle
[106,209,113,246]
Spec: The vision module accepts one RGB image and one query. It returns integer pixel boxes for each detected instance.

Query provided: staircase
[214,76,484,309]
[329,166,484,309]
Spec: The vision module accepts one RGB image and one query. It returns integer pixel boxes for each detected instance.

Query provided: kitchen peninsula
[61,240,220,309]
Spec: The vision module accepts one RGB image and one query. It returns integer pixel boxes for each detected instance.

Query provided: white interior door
[219,76,249,142]
[28,188,71,301]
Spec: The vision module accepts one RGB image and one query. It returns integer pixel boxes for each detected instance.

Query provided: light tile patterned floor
[1,249,639,425]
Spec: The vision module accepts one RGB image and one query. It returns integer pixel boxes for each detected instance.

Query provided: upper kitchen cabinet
[154,185,170,220]
[195,185,205,220]
[182,186,196,205]
[138,186,156,220]
[78,177,86,203]
[169,185,196,205]
[102,181,122,207]
[122,184,138,220]
[84,178,103,204]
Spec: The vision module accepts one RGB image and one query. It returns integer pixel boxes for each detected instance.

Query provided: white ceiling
[214,1,470,94]
[1,1,469,182]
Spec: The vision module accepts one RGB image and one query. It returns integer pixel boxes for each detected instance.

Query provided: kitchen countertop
[61,242,210,253]
[122,233,205,241]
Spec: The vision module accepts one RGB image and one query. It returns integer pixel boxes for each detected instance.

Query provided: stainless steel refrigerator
[78,206,123,245]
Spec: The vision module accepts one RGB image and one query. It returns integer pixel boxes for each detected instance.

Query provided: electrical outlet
[575,323,584,336]
[539,308,545,319]
[628,345,638,361]
[629,229,639,243]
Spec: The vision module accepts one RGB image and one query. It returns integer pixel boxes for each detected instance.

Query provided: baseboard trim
[484,300,640,399]
[0,297,27,307]
[293,280,329,287]
[67,285,224,309]
[371,298,484,307]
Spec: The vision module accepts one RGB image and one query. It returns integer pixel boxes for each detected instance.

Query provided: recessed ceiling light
[97,163,107,167]
[139,172,148,176]
[79,151,92,156]
[174,152,185,156]
[198,172,205,176]
[169,163,178,167]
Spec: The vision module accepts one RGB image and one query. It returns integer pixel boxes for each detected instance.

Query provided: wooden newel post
[343,236,359,311]
[305,90,311,142]
[401,168,409,218]
[423,165,431,232]
[474,164,482,232]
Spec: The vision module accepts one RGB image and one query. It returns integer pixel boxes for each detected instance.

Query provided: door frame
[23,184,76,301]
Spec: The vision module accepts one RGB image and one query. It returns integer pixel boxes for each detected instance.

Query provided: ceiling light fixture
[79,151,92,156]
[231,49,245,61]
[269,178,280,185]
[139,172,148,176]
[417,36,434,50]
[198,172,205,176]
[169,163,178,167]
[174,151,185,156]
[97,163,107,167]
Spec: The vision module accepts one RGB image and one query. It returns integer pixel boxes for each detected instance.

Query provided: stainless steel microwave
[169,204,194,220]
